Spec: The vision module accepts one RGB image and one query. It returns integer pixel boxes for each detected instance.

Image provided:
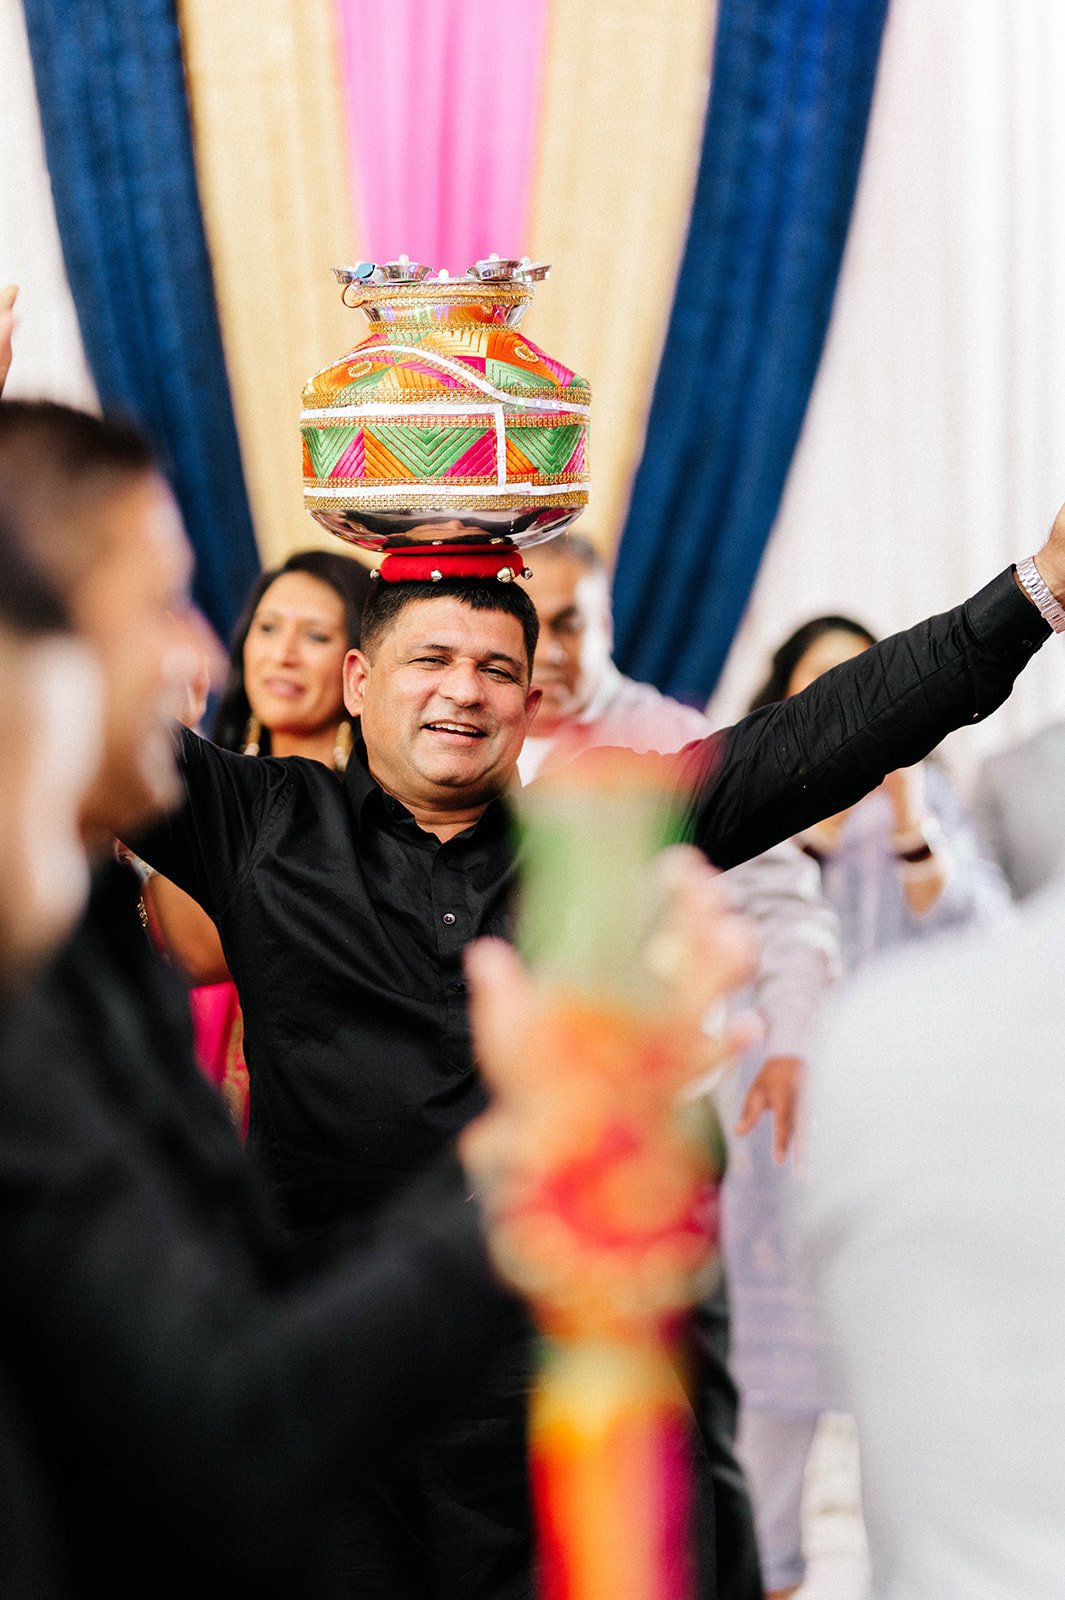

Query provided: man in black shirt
[146,561,1054,1238]
[140,535,1059,1597]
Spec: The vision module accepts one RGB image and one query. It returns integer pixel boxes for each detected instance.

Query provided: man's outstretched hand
[0,285,17,398]
[1034,500,1065,603]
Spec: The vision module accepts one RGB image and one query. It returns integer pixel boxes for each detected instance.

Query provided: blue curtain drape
[612,0,890,705]
[22,0,260,638]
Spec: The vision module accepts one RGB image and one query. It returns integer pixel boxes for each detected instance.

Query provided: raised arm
[683,568,1051,869]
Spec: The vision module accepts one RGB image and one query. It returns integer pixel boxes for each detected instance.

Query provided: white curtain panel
[0,0,96,407]
[707,0,1065,788]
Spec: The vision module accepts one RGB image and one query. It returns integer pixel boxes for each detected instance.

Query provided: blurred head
[344,578,541,816]
[0,514,102,984]
[749,615,878,711]
[522,536,613,733]
[212,550,372,753]
[0,401,205,839]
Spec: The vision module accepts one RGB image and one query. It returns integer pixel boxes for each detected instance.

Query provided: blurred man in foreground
[0,401,524,1598]
[0,513,99,1598]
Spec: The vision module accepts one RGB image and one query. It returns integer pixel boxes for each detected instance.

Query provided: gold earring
[333,719,353,773]
[241,714,262,757]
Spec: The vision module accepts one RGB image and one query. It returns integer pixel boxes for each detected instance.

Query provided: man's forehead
[389,595,524,651]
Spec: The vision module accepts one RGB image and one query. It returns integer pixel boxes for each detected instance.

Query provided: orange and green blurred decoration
[498,753,723,1600]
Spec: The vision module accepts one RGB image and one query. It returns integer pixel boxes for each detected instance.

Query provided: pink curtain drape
[335,0,550,274]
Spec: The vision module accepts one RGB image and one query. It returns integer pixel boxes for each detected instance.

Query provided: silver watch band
[1016,556,1065,634]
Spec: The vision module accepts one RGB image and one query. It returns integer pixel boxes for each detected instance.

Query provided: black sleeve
[681,569,1050,868]
[0,1001,514,1577]
[134,726,288,918]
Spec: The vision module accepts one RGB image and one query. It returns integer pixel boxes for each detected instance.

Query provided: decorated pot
[300,257,590,551]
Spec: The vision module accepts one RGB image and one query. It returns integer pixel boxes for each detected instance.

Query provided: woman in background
[723,614,1010,1600]
[141,548,371,1129]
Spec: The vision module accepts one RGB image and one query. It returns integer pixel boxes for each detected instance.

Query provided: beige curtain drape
[525,0,717,562]
[178,0,362,571]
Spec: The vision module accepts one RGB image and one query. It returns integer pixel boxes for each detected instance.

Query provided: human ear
[523,685,542,727]
[343,649,370,717]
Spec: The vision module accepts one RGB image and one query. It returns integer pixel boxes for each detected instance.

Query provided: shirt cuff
[966,568,1051,664]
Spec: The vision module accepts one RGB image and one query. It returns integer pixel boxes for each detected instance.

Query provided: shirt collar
[342,724,383,824]
[343,723,513,848]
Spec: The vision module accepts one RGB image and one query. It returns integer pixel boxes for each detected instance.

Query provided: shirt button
[450,979,466,994]
[442,912,456,925]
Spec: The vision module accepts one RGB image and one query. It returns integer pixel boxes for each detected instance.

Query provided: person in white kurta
[801,874,1065,1600]
[971,719,1065,901]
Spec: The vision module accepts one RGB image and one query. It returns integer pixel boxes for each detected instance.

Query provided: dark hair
[748,614,878,712]
[0,401,158,599]
[529,532,608,576]
[211,549,374,752]
[358,576,540,679]
[0,510,69,638]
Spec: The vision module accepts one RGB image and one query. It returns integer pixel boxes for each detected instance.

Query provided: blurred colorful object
[301,257,589,548]
[493,756,721,1600]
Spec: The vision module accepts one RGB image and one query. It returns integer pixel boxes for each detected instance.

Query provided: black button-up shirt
[146,739,517,1232]
[0,863,515,1598]
[143,569,1047,1235]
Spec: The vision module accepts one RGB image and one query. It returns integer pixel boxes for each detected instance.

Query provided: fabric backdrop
[707,0,1065,785]
[526,0,717,557]
[177,0,360,572]
[612,0,890,705]
[21,0,260,637]
[336,0,550,275]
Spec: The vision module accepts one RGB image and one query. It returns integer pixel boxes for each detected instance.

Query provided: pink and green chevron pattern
[301,276,590,539]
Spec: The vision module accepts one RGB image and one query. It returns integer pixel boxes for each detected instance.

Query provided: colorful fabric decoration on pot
[301,257,590,558]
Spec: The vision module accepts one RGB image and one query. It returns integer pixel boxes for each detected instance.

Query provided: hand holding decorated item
[463,844,757,1334]
[462,750,757,1600]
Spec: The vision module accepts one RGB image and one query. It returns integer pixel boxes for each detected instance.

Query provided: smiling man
[142,572,545,1600]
